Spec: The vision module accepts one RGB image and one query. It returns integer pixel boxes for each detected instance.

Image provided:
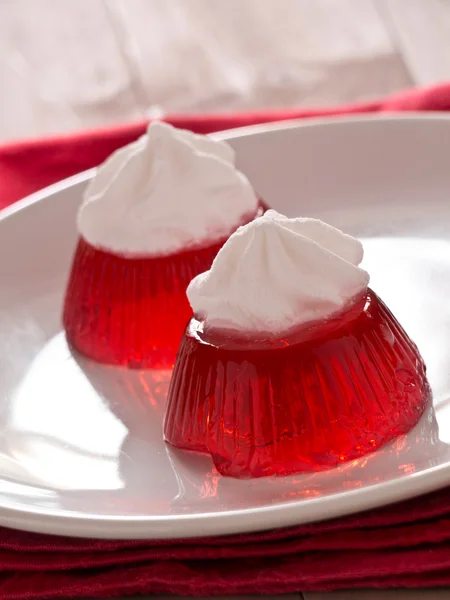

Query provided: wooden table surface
[1,0,449,142]
[2,1,449,597]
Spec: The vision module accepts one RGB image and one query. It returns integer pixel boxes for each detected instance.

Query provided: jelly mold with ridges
[164,289,431,478]
[63,203,266,369]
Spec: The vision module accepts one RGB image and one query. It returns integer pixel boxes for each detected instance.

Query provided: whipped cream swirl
[78,122,258,256]
[187,210,370,334]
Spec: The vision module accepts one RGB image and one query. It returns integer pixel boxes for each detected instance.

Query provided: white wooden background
[3,0,450,597]
[1,0,450,142]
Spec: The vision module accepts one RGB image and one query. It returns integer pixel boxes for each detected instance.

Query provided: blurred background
[0,0,449,142]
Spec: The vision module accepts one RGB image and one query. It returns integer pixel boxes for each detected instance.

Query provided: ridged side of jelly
[63,237,225,369]
[164,289,431,478]
[64,203,267,369]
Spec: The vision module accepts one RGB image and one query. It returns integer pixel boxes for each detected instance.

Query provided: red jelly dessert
[164,289,430,478]
[164,210,430,478]
[63,120,265,369]
[63,218,262,370]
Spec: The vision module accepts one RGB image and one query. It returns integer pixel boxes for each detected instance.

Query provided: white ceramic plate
[2,114,450,539]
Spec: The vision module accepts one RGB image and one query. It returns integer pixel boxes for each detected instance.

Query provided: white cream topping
[77,122,258,256]
[187,210,370,334]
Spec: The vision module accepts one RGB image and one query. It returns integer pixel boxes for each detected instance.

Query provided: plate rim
[2,112,450,222]
[0,459,448,539]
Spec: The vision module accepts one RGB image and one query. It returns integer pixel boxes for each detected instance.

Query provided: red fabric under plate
[1,82,450,210]
[0,82,450,597]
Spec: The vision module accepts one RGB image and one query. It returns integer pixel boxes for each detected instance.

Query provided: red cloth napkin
[2,82,450,210]
[1,82,450,598]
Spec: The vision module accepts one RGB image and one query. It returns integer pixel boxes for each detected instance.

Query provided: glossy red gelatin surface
[64,204,267,369]
[63,238,219,369]
[164,289,431,478]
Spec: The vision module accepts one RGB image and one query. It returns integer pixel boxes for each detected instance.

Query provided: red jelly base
[63,204,267,369]
[63,238,219,369]
[164,289,431,478]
